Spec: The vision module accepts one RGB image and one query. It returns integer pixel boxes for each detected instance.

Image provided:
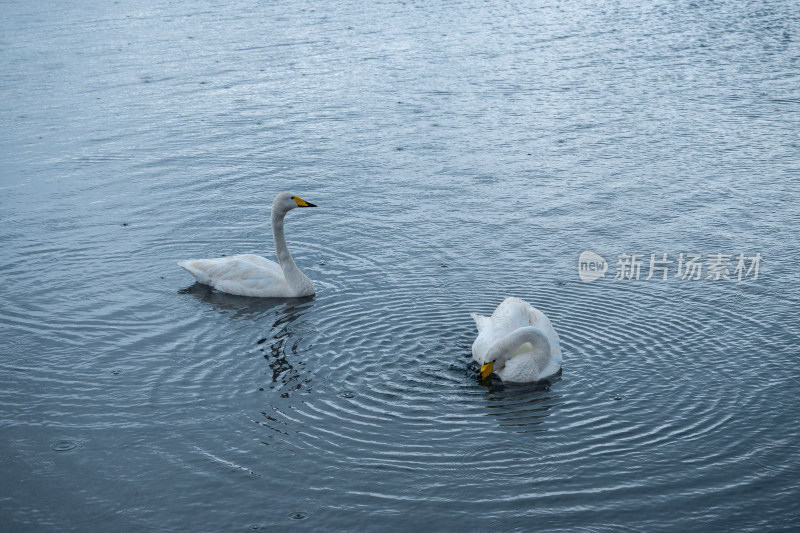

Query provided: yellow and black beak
[293,196,316,208]
[480,361,494,381]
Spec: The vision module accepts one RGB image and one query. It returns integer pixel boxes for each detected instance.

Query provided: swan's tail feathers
[471,313,490,333]
[177,260,196,273]
[177,260,212,285]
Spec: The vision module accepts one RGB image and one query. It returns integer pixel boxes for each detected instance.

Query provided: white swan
[177,192,317,297]
[472,297,562,383]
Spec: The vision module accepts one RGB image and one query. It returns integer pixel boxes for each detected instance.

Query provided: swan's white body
[472,297,562,383]
[177,192,316,298]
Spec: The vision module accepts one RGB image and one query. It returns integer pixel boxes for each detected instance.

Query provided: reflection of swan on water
[178,192,317,297]
[472,297,562,383]
[178,281,313,319]
[260,299,316,386]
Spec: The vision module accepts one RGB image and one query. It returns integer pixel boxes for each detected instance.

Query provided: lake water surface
[2,0,799,531]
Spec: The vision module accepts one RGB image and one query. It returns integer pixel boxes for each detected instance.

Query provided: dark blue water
[2,0,799,530]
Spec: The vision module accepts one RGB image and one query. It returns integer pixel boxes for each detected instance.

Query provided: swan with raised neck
[271,192,315,296]
[177,191,316,298]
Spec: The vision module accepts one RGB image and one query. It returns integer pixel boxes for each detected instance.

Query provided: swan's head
[479,327,549,381]
[480,344,507,380]
[273,191,317,214]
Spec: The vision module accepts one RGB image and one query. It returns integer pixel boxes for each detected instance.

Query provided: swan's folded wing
[470,313,490,333]
[228,254,284,277]
[178,256,284,286]
[214,276,292,297]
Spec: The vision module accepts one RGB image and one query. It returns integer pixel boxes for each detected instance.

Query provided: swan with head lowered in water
[177,192,316,298]
[472,297,562,383]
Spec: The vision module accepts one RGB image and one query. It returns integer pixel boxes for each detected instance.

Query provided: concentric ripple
[156,251,788,524]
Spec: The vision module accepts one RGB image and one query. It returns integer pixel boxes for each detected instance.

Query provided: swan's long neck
[271,208,311,291]
[487,326,552,370]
